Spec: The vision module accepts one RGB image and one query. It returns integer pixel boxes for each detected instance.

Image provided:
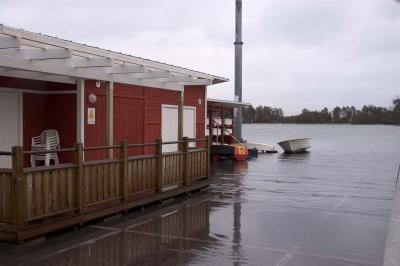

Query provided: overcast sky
[1,0,400,114]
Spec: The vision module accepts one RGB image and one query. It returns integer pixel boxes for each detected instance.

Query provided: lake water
[0,124,399,265]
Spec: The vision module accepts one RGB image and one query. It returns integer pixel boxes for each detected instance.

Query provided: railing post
[183,137,190,185]
[12,146,26,232]
[120,140,128,204]
[74,143,84,215]
[205,136,211,179]
[156,139,163,192]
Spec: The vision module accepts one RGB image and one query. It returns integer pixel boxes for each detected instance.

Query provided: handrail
[24,163,77,173]
[23,148,76,155]
[0,168,12,173]
[127,142,157,148]
[3,138,207,155]
[83,145,121,151]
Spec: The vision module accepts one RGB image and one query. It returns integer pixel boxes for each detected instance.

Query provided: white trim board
[0,87,76,95]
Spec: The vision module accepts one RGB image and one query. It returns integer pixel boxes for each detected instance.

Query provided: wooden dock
[0,137,210,243]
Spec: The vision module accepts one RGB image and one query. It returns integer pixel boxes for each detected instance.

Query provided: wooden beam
[0,53,183,91]
[168,79,212,86]
[21,48,72,60]
[107,64,145,74]
[71,57,113,68]
[162,75,194,83]
[106,81,114,159]
[77,79,85,145]
[135,70,171,79]
[0,36,20,49]
[0,68,76,84]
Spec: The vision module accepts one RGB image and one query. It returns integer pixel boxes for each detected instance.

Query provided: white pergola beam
[135,70,171,79]
[107,64,145,74]
[162,75,195,83]
[21,48,72,60]
[71,57,113,68]
[0,53,183,90]
[169,79,212,86]
[0,68,76,84]
[0,36,20,49]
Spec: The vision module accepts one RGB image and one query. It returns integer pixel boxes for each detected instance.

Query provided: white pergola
[0,24,227,89]
[0,24,228,155]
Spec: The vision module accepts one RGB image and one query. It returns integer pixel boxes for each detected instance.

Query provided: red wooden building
[0,25,227,242]
[0,25,227,167]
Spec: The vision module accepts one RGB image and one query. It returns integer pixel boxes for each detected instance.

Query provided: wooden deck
[0,137,210,243]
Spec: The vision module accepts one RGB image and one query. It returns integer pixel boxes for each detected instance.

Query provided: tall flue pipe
[234,0,243,141]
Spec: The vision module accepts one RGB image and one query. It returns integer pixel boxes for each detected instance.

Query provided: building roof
[0,24,228,91]
[207,98,251,108]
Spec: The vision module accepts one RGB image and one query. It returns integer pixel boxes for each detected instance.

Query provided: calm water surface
[0,124,399,265]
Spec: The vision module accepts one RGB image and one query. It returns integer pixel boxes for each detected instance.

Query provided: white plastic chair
[30,130,60,167]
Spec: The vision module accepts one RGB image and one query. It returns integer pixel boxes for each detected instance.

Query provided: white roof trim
[0,24,229,90]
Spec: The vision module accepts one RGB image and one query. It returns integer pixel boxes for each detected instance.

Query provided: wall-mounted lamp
[96,81,101,88]
[198,98,202,105]
[88,93,97,104]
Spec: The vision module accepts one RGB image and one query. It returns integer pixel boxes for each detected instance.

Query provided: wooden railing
[0,169,12,224]
[0,137,210,242]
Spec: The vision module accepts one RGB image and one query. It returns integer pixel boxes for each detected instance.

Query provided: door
[0,91,22,168]
[161,105,179,152]
[183,107,196,148]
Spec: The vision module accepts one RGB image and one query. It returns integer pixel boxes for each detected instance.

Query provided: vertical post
[178,90,184,151]
[120,140,128,203]
[221,110,225,145]
[205,136,210,178]
[208,110,213,143]
[234,0,243,141]
[156,139,163,192]
[76,79,85,146]
[183,137,189,185]
[106,81,114,159]
[12,146,25,231]
[74,143,84,214]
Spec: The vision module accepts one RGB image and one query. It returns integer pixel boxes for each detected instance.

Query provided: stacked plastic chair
[30,130,60,167]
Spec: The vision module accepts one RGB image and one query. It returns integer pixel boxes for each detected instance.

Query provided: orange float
[233,144,248,161]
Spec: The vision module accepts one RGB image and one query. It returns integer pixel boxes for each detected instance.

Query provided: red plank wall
[23,93,76,164]
[61,82,205,158]
[84,81,180,158]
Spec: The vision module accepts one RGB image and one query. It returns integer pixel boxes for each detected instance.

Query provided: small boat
[278,138,311,153]
[244,142,277,153]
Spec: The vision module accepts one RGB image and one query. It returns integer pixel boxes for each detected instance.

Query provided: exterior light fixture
[96,81,101,88]
[198,98,202,105]
[88,93,97,104]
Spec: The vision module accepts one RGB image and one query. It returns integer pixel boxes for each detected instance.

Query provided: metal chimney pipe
[234,0,243,141]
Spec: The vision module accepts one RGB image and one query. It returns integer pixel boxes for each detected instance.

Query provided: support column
[106,81,114,159]
[178,90,184,151]
[76,79,85,145]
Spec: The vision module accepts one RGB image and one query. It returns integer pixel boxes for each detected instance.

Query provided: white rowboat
[244,142,277,153]
[277,138,311,153]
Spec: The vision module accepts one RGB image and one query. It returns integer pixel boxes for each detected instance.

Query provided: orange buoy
[233,144,248,161]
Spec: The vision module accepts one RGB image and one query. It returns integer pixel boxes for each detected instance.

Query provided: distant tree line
[242,97,400,125]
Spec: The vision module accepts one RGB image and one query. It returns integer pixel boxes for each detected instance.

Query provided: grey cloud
[0,0,399,114]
